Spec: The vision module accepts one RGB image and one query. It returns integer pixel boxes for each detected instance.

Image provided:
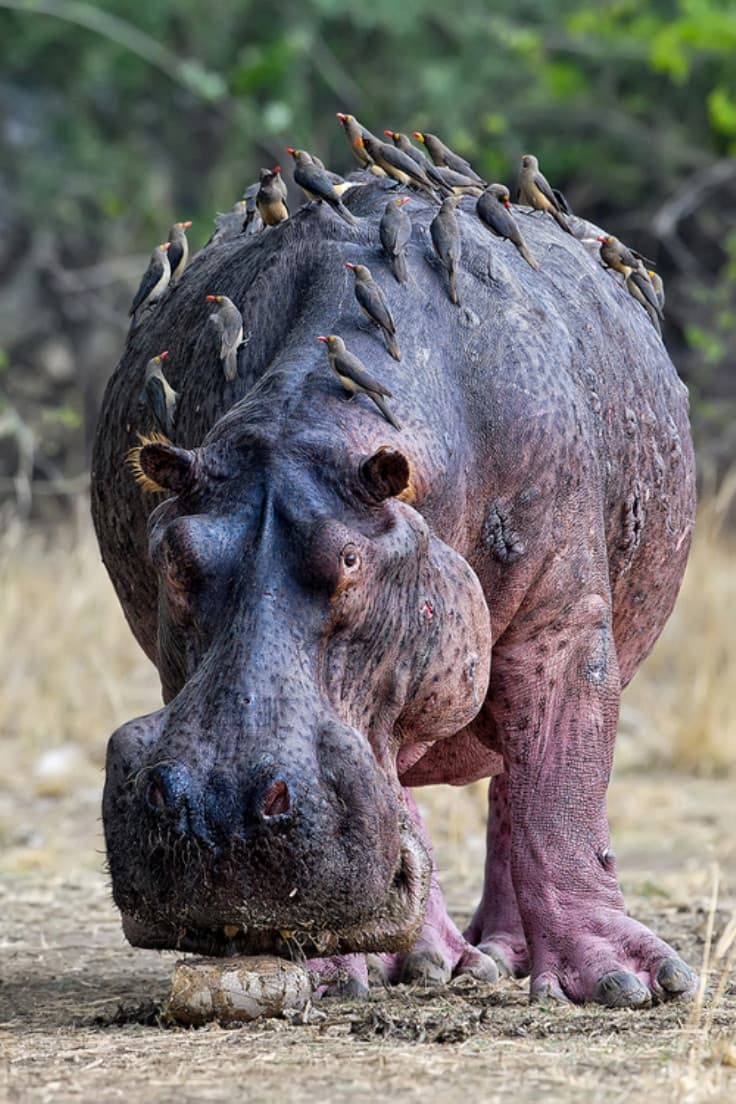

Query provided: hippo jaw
[118,817,431,957]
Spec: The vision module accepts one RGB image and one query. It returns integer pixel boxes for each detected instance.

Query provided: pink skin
[308,790,498,995]
[464,771,530,978]
[374,791,498,987]
[482,592,695,1006]
[306,954,369,999]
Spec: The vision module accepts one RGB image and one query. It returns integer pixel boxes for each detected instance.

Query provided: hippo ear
[360,447,411,501]
[127,436,196,494]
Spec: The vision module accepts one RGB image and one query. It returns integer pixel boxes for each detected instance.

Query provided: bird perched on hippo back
[430,196,462,305]
[517,154,572,234]
[166,221,192,283]
[380,196,412,284]
[359,131,444,202]
[129,242,171,317]
[597,234,652,278]
[625,271,663,334]
[286,147,357,226]
[256,167,289,226]
[336,112,387,174]
[139,351,177,438]
[476,184,539,270]
[345,262,401,361]
[412,130,485,186]
[316,334,401,431]
[206,294,244,382]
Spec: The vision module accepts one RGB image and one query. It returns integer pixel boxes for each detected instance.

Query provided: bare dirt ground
[1,513,735,1103]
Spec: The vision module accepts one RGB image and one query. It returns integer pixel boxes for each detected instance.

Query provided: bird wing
[130,257,163,313]
[167,240,183,276]
[295,162,338,202]
[381,209,411,254]
[356,282,395,334]
[629,271,663,315]
[533,171,560,209]
[220,303,244,347]
[335,351,393,397]
[430,214,460,264]
[143,374,171,436]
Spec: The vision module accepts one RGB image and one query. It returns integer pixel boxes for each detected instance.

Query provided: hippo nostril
[262,779,290,818]
[145,776,167,811]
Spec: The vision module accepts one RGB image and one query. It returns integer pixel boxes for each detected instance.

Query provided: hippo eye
[341,544,361,571]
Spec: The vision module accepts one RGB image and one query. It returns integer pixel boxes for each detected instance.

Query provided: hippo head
[105,424,491,957]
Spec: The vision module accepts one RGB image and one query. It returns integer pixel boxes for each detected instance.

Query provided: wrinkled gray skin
[92,175,696,1007]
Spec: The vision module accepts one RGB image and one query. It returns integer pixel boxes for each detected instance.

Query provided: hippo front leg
[374,790,499,987]
[491,593,696,1007]
[464,772,530,979]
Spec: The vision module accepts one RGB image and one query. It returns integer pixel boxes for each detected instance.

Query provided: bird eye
[341,544,361,571]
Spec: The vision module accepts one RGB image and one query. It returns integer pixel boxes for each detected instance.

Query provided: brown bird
[336,113,386,174]
[140,351,177,437]
[167,221,192,283]
[432,166,484,197]
[129,243,171,316]
[430,196,462,305]
[476,184,539,270]
[316,335,401,431]
[385,130,425,166]
[345,262,400,361]
[380,196,412,283]
[518,154,571,234]
[206,294,244,382]
[286,148,357,226]
[384,130,459,193]
[412,130,485,186]
[597,235,644,277]
[360,132,443,200]
[625,271,663,335]
[256,167,289,226]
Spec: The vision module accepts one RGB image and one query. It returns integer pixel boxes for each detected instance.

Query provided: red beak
[503,200,511,209]
[274,165,281,173]
[205,295,217,301]
[412,131,423,140]
[162,242,171,249]
[344,262,356,270]
[336,113,346,121]
[159,350,169,359]
[597,236,607,243]
[316,335,328,343]
[285,147,296,155]
[182,220,192,228]
[383,129,394,137]
[399,197,411,205]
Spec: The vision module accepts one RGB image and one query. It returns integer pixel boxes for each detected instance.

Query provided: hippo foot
[525,910,697,1008]
[472,931,530,980]
[305,953,369,999]
[372,916,499,988]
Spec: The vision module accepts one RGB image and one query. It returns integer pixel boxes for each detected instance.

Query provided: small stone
[166,955,312,1026]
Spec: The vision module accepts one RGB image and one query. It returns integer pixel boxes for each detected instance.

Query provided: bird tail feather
[371,394,402,432]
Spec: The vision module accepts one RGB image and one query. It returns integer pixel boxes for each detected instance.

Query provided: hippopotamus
[91,173,696,1008]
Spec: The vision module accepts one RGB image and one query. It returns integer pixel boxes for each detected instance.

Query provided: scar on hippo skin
[618,482,644,561]
[482,503,526,564]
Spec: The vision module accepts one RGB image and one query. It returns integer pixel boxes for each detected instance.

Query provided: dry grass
[622,478,736,775]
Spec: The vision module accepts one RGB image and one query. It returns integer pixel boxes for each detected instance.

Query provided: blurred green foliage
[0,0,735,492]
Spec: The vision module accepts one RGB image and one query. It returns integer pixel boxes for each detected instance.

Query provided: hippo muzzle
[104,706,432,956]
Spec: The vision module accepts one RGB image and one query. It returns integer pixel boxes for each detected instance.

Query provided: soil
[1,766,735,1103]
